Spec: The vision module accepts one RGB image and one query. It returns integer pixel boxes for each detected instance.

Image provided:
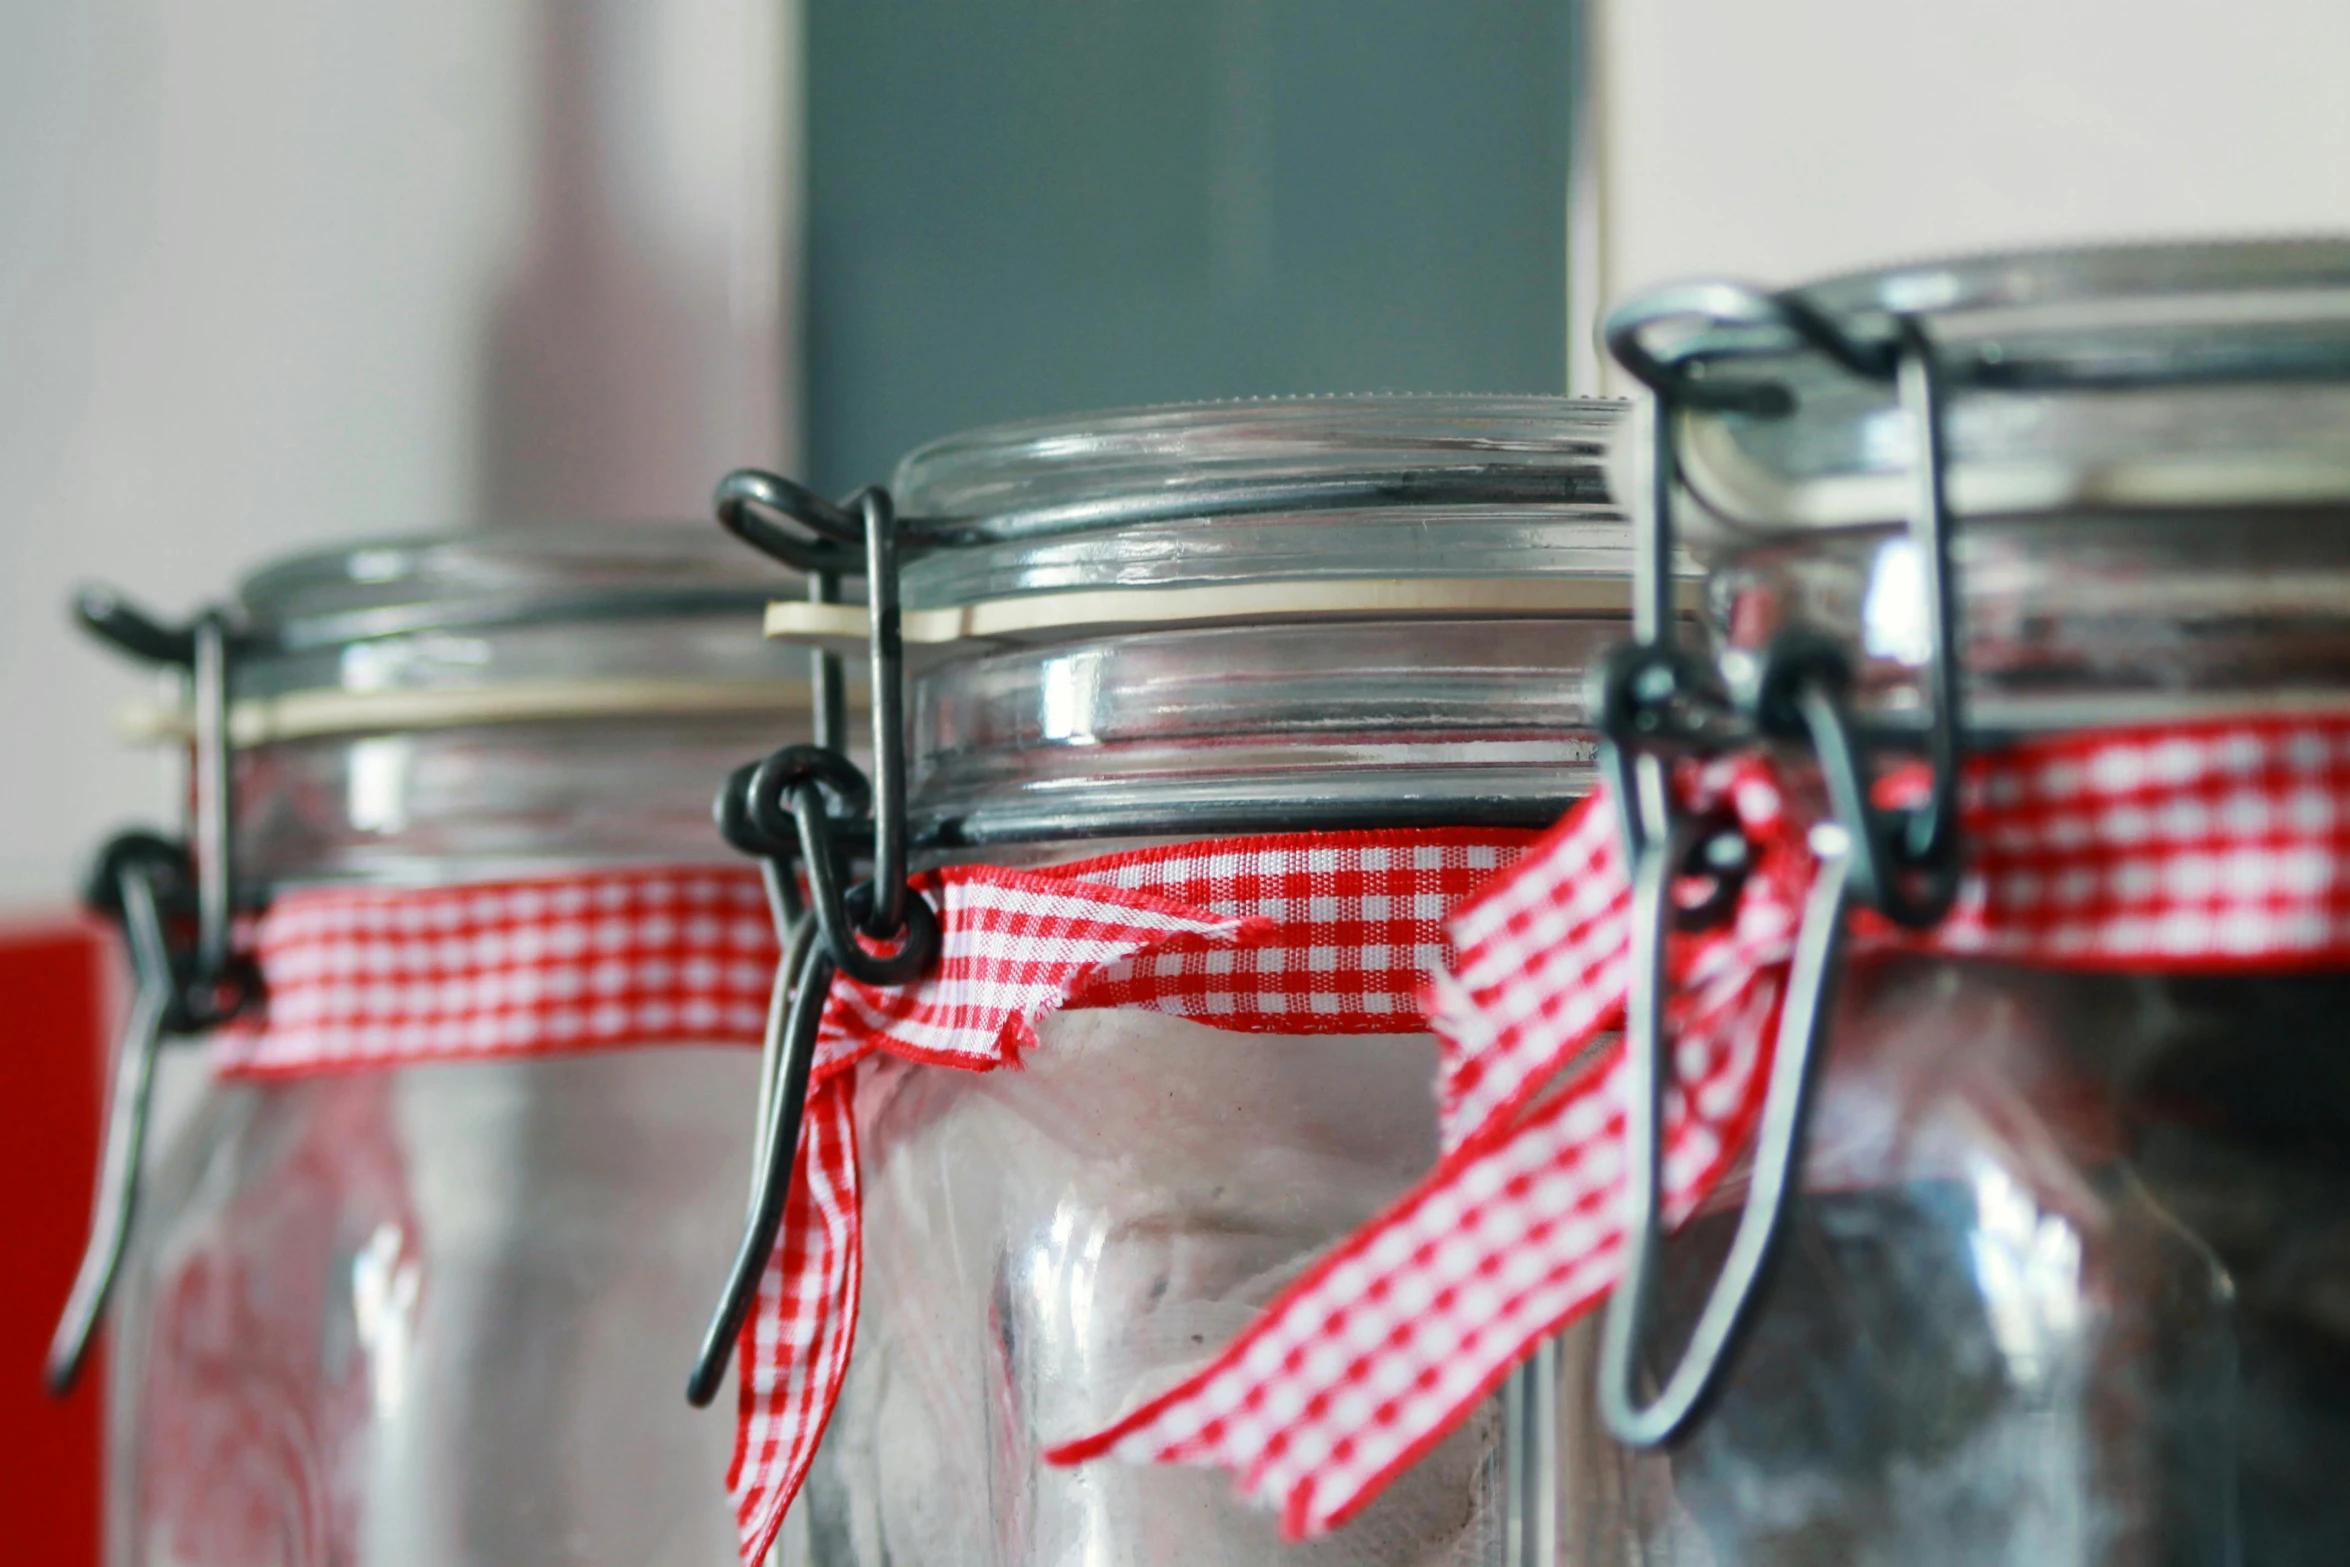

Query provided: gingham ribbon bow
[720,831,1529,1567]
[1050,713,2350,1537]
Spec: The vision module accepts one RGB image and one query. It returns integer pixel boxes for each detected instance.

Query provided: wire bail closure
[1589,285,1967,1446]
[688,471,942,1408]
[48,591,261,1395]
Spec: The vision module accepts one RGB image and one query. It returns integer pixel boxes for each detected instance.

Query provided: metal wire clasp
[686,471,943,1408]
[1588,285,1967,1446]
[48,591,261,1394]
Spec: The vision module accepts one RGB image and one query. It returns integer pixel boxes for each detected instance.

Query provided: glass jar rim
[891,395,1621,544]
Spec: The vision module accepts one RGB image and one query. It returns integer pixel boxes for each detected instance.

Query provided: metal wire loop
[1603,282,1898,415]
[1593,280,1973,1449]
[1589,641,1720,756]
[73,585,199,667]
[1588,640,1734,873]
[791,780,938,988]
[713,760,776,857]
[1600,301,1967,932]
[1670,810,1751,933]
[47,833,205,1393]
[1788,657,1963,932]
[685,472,962,1414]
[858,488,911,938]
[744,745,873,847]
[684,743,935,1407]
[685,922,832,1408]
[1597,805,1855,1447]
[714,467,869,576]
[720,744,937,988]
[714,475,923,947]
[1882,316,1965,923]
[80,831,236,1035]
[70,587,257,1027]
[53,591,263,1398]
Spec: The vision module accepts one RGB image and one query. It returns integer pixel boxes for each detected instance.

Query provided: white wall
[1601,0,2350,360]
[0,0,799,912]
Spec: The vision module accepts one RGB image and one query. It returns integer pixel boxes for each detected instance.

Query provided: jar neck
[1711,503,2350,739]
[908,616,1612,847]
[235,714,795,890]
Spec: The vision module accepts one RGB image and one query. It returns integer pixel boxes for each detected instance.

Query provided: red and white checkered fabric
[1052,713,2350,1538]
[218,867,779,1077]
[810,831,1526,1079]
[727,829,1532,1566]
[729,1073,860,1565]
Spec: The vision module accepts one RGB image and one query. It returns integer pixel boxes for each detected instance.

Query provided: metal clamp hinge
[687,471,943,1407]
[49,591,262,1394]
[1586,284,1969,1446]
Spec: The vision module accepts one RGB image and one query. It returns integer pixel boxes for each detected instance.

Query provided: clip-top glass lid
[1618,236,2350,535]
[238,522,784,650]
[756,396,1653,844]
[886,395,1629,610]
[210,523,801,728]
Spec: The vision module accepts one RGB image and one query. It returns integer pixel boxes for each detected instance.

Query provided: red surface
[0,917,108,1566]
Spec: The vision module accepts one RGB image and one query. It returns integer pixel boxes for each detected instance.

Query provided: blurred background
[6,0,2350,1556]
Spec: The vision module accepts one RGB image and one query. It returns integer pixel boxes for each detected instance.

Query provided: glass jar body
[110,709,785,1567]
[1590,240,2350,1565]
[798,589,1611,1567]
[800,588,1611,1566]
[1556,953,2350,1567]
[796,1009,1505,1567]
[795,619,1603,1567]
[112,1052,754,1567]
[777,397,1628,1567]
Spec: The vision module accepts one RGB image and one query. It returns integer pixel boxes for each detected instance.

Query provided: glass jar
[1576,240,2350,1567]
[769,397,1633,1567]
[106,525,807,1567]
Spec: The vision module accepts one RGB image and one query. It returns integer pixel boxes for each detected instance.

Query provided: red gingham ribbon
[217,867,782,1077]
[728,831,1528,1566]
[217,833,1530,1567]
[1051,713,2350,1537]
